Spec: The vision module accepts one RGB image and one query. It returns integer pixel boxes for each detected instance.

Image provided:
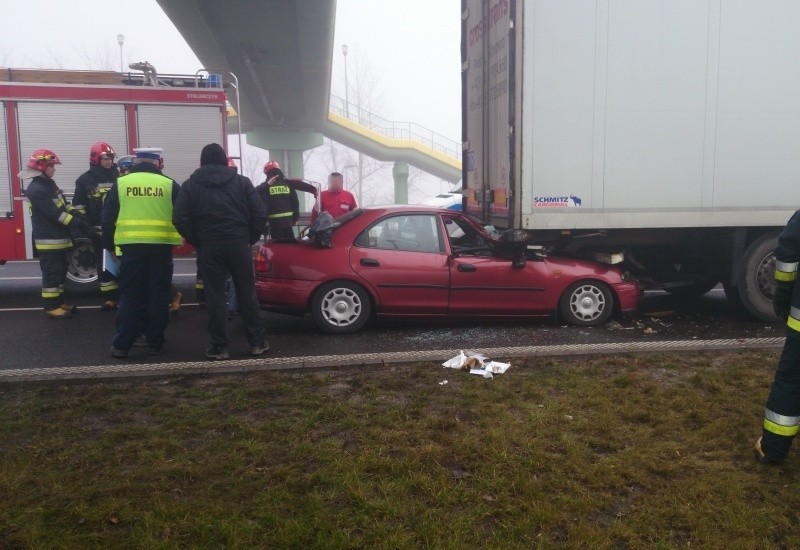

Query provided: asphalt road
[0,257,783,371]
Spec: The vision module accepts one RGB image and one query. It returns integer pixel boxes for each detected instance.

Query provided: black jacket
[101,163,180,251]
[26,175,84,250]
[73,164,119,226]
[173,165,267,247]
[256,176,300,231]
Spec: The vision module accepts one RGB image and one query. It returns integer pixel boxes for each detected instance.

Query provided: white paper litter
[439,380,448,386]
[442,351,511,379]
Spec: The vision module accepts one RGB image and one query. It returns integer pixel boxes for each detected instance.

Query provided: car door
[444,214,551,315]
[350,213,450,314]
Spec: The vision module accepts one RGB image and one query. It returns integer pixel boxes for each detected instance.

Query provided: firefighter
[755,210,800,463]
[101,147,182,358]
[74,142,120,311]
[23,149,99,318]
[256,160,299,242]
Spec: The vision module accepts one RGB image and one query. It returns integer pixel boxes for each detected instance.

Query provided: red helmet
[89,142,116,165]
[263,160,280,175]
[27,149,61,172]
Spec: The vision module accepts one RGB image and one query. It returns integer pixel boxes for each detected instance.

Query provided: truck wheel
[311,281,372,334]
[559,280,614,327]
[738,233,779,321]
[65,238,99,285]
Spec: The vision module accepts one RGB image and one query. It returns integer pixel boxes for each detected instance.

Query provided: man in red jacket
[310,172,357,223]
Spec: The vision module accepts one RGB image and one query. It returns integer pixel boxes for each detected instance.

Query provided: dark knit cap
[200,143,228,166]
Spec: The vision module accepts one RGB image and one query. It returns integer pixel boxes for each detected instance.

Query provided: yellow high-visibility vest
[115,172,182,246]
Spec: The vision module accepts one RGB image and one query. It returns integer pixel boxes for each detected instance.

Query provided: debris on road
[442,350,511,379]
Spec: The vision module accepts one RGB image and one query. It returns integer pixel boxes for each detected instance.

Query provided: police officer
[756,210,800,463]
[23,149,99,318]
[101,147,182,358]
[74,142,120,310]
[256,160,299,242]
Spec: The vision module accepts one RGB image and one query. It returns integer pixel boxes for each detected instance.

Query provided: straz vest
[115,172,182,246]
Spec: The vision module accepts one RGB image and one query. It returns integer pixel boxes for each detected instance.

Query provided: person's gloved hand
[773,284,793,321]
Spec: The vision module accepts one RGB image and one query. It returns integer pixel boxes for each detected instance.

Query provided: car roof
[360,204,458,216]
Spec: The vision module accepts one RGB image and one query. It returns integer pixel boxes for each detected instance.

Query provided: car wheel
[311,281,372,334]
[560,280,614,327]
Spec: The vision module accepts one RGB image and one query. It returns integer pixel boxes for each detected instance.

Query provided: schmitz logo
[534,195,582,208]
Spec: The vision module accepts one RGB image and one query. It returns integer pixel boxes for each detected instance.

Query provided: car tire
[311,280,372,334]
[559,280,614,327]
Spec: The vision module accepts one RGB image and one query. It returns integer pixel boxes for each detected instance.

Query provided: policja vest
[114,171,182,245]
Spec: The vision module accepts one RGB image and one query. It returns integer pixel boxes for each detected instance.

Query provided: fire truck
[0,67,229,284]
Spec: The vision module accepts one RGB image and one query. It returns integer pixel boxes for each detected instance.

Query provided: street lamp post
[341,44,349,118]
[116,34,125,73]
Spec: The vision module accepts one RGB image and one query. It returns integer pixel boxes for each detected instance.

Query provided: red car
[254,207,639,334]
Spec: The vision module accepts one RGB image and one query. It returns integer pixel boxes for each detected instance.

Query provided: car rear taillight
[254,251,271,273]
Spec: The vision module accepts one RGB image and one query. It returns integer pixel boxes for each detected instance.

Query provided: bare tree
[75,40,118,72]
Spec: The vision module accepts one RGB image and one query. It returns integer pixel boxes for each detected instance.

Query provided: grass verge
[0,350,795,548]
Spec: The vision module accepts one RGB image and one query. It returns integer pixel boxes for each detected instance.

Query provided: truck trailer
[0,68,228,284]
[462,0,800,320]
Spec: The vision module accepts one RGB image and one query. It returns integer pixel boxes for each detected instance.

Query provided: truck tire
[311,281,372,334]
[737,233,779,321]
[559,280,614,327]
[65,238,99,285]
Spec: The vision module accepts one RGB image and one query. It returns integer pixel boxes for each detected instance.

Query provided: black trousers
[196,243,265,348]
[38,249,68,310]
[113,245,173,351]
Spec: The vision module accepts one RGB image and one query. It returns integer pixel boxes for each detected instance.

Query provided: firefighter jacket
[73,164,119,226]
[173,164,267,247]
[774,209,800,335]
[256,176,299,231]
[101,163,182,249]
[25,175,82,251]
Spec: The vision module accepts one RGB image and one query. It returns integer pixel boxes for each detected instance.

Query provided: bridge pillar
[392,161,409,205]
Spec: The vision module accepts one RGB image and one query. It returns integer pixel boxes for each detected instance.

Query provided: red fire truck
[0,68,228,284]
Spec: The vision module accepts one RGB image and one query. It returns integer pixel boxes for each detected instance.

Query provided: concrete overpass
[156,0,461,201]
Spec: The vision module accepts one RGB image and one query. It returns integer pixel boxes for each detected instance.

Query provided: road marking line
[0,303,201,313]
[0,337,785,383]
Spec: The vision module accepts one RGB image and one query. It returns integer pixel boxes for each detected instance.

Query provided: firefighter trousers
[113,245,173,351]
[95,241,119,301]
[196,243,265,349]
[761,336,800,461]
[38,249,68,310]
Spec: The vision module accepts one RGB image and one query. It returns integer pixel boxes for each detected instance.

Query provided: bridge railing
[329,94,461,162]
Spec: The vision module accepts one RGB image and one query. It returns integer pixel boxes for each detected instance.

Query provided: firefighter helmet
[89,142,116,165]
[27,149,61,172]
[117,155,135,174]
[263,160,280,174]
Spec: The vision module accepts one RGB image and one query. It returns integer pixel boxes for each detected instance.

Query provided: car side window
[444,216,491,255]
[356,214,442,253]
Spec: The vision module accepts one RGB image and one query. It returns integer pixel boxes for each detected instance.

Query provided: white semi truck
[462,0,800,320]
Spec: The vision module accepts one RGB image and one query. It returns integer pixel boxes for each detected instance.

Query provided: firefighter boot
[100,300,118,311]
[46,306,73,319]
[60,303,77,313]
[170,291,182,317]
[754,437,781,465]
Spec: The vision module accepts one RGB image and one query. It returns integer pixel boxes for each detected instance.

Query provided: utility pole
[342,44,349,117]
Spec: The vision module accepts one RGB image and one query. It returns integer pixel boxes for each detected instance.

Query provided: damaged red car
[254,207,639,334]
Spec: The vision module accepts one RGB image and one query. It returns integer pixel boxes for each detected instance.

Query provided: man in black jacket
[74,141,120,310]
[173,143,269,360]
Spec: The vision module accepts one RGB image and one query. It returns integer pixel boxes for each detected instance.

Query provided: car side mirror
[511,248,526,269]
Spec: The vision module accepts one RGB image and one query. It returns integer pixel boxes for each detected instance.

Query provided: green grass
[0,351,796,548]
